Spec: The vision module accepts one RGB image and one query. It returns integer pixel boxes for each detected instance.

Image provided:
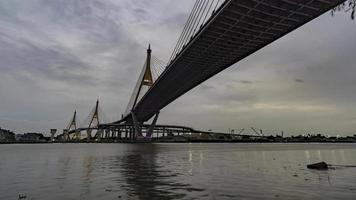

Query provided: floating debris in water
[18,194,27,199]
[307,162,328,170]
[307,161,356,170]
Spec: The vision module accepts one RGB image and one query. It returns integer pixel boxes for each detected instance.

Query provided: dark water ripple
[1,143,356,199]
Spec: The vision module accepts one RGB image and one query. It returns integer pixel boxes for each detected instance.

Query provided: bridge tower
[132,44,154,109]
[87,99,100,141]
[126,45,159,140]
[65,110,78,141]
[88,100,100,129]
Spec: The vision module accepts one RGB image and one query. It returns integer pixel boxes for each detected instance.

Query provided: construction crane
[238,128,245,135]
[251,127,263,136]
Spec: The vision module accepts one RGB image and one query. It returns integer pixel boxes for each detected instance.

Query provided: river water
[1,143,356,200]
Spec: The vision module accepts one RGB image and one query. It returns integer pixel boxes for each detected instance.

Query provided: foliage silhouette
[332,0,356,19]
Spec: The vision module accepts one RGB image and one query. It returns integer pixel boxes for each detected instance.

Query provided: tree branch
[332,0,356,19]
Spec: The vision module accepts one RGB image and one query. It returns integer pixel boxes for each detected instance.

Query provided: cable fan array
[169,0,227,63]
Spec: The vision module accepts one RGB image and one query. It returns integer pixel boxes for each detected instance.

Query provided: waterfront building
[16,133,47,142]
[0,127,16,142]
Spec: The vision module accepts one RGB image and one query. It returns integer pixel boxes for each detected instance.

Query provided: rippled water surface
[1,143,356,199]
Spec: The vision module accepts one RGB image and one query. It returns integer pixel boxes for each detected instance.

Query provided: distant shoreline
[1,140,356,144]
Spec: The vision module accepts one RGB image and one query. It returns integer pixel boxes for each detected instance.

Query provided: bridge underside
[61,123,262,142]
[127,0,344,123]
[61,124,200,141]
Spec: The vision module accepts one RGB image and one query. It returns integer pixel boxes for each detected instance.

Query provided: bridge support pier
[147,111,160,138]
[131,112,142,139]
[105,129,110,140]
[97,129,103,142]
[86,129,92,142]
[130,111,160,140]
[116,128,121,139]
[75,130,81,141]
[110,129,113,138]
[63,129,69,141]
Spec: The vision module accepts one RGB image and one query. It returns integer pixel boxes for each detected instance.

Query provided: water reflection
[339,150,346,162]
[118,144,192,199]
[304,150,311,163]
[199,151,204,167]
[1,143,356,200]
[57,157,71,191]
[188,150,193,175]
[80,156,95,198]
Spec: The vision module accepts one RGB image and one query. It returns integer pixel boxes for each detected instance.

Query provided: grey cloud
[199,84,215,90]
[0,36,92,83]
[0,0,355,136]
[295,79,304,83]
[240,80,254,84]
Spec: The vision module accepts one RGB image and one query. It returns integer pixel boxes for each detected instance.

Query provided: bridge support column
[147,111,160,138]
[63,129,69,142]
[129,127,133,140]
[162,127,166,138]
[109,129,112,138]
[109,129,113,138]
[131,112,142,139]
[113,128,117,138]
[111,129,115,138]
[116,128,121,139]
[97,129,103,142]
[105,129,110,140]
[125,128,128,140]
[131,127,135,140]
[75,130,81,141]
[86,129,92,142]
[50,129,57,142]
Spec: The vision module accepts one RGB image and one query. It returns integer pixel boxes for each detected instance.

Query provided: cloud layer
[0,0,355,136]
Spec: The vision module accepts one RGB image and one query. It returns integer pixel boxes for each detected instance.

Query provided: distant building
[17,133,47,142]
[0,127,16,142]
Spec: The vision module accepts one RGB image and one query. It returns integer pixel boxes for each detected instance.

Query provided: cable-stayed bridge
[61,0,345,141]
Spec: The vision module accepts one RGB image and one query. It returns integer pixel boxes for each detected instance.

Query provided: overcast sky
[0,0,355,136]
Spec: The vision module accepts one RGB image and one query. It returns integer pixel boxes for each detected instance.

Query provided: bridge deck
[128,0,344,122]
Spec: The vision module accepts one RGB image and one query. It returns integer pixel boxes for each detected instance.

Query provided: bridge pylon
[65,110,79,141]
[87,99,101,140]
[132,44,154,110]
[106,45,162,140]
[88,100,100,129]
[128,45,161,140]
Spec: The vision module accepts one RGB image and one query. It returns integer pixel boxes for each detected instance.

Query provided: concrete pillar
[117,128,121,139]
[86,129,92,142]
[50,129,57,142]
[97,129,103,142]
[75,130,81,140]
[105,129,110,139]
[63,129,69,141]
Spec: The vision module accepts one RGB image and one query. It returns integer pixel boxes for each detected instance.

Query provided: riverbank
[1,138,356,144]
